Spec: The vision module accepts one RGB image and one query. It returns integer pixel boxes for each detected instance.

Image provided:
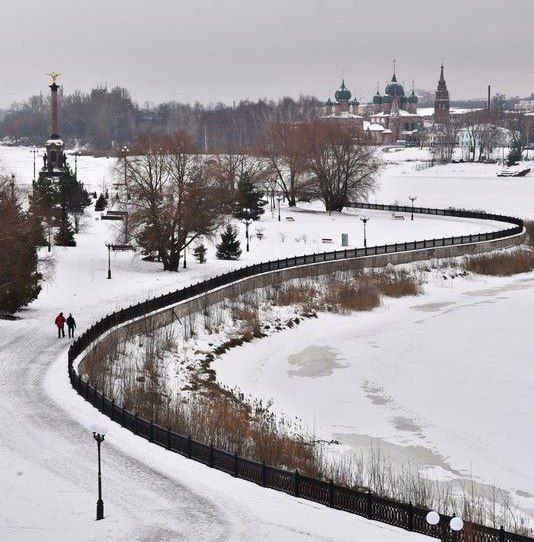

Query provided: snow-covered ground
[0,145,448,542]
[0,144,531,540]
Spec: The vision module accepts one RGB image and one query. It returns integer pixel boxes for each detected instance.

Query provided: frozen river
[214,270,534,518]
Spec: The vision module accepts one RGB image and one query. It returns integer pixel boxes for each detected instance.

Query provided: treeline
[0,85,322,152]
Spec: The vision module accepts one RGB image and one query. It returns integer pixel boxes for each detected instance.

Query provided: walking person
[66,313,76,338]
[55,312,66,338]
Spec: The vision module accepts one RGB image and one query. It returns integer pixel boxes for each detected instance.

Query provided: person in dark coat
[55,312,66,338]
[66,313,76,338]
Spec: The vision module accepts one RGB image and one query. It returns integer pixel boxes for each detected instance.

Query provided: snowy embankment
[0,145,456,542]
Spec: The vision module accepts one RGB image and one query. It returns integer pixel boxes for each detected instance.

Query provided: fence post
[233,451,239,477]
[328,480,335,507]
[344,249,347,258]
[366,490,373,519]
[134,412,138,435]
[149,420,154,442]
[294,470,300,497]
[499,526,505,542]
[407,502,414,531]
[166,427,171,450]
[432,238,436,247]
[261,460,267,486]
[187,434,192,458]
[209,444,214,468]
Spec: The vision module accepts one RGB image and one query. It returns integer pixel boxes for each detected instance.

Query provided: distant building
[322,64,425,145]
[433,65,450,125]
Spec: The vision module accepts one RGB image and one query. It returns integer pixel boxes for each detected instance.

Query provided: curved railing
[68,203,529,542]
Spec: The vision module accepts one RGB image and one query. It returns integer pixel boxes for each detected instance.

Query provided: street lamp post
[244,219,251,252]
[409,195,417,221]
[89,422,108,521]
[360,217,369,248]
[30,146,38,184]
[10,173,15,201]
[183,241,188,269]
[276,195,282,222]
[106,244,112,279]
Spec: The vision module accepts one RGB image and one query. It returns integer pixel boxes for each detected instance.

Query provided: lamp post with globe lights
[426,510,464,539]
[89,422,108,520]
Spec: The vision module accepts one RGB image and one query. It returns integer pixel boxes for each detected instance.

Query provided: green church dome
[385,73,405,97]
[334,79,352,101]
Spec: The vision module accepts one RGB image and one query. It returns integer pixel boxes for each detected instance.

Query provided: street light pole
[277,195,281,222]
[360,217,369,248]
[244,219,251,252]
[409,196,417,221]
[30,147,38,184]
[106,244,112,279]
[10,173,15,202]
[90,423,107,521]
[183,241,187,269]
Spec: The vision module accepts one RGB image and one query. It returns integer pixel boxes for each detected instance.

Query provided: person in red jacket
[55,312,66,338]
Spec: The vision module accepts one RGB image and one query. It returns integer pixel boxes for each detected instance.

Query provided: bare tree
[300,120,381,212]
[430,116,462,164]
[258,121,310,206]
[125,132,232,271]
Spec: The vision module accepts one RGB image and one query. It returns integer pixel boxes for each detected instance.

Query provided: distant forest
[0,86,322,152]
[0,84,518,152]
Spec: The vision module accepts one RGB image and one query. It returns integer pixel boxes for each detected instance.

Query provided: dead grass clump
[368,270,421,298]
[324,281,380,313]
[463,250,534,276]
[275,285,318,306]
[234,308,263,340]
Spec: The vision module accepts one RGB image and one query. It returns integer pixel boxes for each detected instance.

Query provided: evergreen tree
[95,193,107,211]
[54,209,76,246]
[0,185,42,313]
[216,225,241,260]
[233,172,266,221]
[193,243,207,263]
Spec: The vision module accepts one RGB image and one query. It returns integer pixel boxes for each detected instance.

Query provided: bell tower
[434,64,450,125]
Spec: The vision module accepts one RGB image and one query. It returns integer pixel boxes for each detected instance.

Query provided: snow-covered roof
[371,110,421,118]
[418,107,483,117]
[321,112,363,119]
[46,138,64,146]
[363,121,385,132]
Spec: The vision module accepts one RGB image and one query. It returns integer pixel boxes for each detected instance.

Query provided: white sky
[0,0,533,107]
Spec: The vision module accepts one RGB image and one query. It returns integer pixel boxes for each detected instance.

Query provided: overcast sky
[1,0,532,108]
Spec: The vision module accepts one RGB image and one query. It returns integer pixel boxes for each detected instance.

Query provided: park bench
[285,216,295,222]
[321,238,333,244]
[392,212,405,220]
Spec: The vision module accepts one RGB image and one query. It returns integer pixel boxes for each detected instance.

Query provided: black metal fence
[68,203,529,542]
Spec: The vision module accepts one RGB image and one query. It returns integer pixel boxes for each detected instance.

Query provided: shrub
[368,270,421,298]
[324,281,380,312]
[463,250,534,276]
